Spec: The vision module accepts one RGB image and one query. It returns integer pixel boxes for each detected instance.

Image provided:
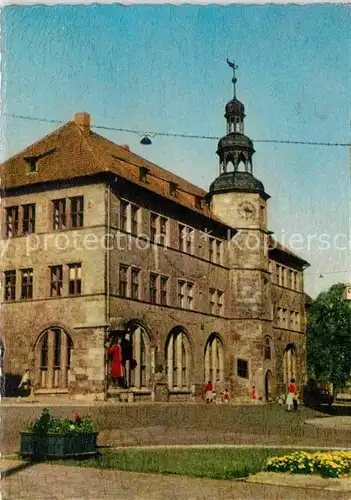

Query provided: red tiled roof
[0,115,309,265]
[0,118,225,224]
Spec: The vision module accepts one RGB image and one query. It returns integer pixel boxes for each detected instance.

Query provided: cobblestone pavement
[1,462,351,500]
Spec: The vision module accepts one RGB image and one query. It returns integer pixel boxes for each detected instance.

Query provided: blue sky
[1,4,350,297]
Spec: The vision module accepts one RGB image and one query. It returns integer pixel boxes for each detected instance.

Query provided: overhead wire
[3,113,350,147]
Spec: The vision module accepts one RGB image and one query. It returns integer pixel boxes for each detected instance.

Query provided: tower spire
[226,59,238,99]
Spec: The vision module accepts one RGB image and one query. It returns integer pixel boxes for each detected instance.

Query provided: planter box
[20,431,98,459]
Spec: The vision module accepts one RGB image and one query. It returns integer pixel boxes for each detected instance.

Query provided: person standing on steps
[106,338,123,388]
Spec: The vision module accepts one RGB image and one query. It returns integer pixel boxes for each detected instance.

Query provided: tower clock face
[238,202,256,220]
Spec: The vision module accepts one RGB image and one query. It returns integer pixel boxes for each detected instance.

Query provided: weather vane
[226,59,238,99]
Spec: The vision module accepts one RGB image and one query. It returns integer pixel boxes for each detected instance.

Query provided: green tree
[307,283,351,390]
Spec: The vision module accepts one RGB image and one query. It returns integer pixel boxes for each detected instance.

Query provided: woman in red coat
[107,341,123,380]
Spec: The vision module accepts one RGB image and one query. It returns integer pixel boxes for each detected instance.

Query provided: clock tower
[207,61,270,267]
[206,62,273,398]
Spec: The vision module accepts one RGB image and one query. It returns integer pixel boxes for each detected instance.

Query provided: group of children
[204,380,260,404]
[204,380,230,404]
[204,381,298,409]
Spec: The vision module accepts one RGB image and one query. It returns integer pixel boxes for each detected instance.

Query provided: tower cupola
[216,60,255,175]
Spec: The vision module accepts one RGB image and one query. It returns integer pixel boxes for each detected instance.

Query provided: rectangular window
[209,238,222,264]
[150,273,158,304]
[68,263,82,295]
[26,158,38,174]
[178,280,194,309]
[52,199,66,230]
[179,224,193,254]
[70,196,84,229]
[50,265,63,297]
[169,182,178,197]
[209,288,224,315]
[120,200,128,231]
[119,265,128,297]
[150,213,157,242]
[21,268,33,299]
[195,196,202,210]
[148,214,168,244]
[178,280,186,308]
[160,275,168,305]
[5,206,19,238]
[139,166,148,183]
[237,359,249,379]
[4,270,16,301]
[22,204,36,235]
[159,217,167,245]
[131,268,140,299]
[131,205,139,234]
[295,272,299,291]
[186,282,194,310]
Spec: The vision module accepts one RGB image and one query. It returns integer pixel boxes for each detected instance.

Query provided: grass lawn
[54,447,315,480]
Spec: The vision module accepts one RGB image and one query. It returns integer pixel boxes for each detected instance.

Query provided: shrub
[265,451,351,478]
[27,408,95,434]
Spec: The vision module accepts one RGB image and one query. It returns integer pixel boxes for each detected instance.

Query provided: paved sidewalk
[1,462,350,500]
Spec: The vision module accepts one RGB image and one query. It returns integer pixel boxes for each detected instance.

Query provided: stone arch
[125,320,151,390]
[34,327,73,391]
[31,322,74,351]
[204,333,224,384]
[165,326,191,391]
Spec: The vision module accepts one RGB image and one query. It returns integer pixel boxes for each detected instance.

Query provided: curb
[246,471,351,492]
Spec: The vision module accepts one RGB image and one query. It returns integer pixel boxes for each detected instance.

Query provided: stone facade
[0,110,309,402]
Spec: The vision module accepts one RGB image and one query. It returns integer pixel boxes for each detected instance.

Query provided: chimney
[74,112,90,133]
[121,144,130,151]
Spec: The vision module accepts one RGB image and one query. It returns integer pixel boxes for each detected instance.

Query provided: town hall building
[0,75,309,402]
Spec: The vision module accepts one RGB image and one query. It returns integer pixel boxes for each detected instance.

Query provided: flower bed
[20,408,98,459]
[265,451,351,478]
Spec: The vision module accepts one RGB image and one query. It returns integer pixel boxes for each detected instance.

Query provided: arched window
[36,328,73,390]
[166,327,190,390]
[128,325,150,390]
[283,345,296,386]
[204,334,224,384]
[264,336,272,360]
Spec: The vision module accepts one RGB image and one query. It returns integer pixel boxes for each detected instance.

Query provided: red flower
[73,412,81,421]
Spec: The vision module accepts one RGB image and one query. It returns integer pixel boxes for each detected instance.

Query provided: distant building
[0,80,309,402]
[344,285,351,301]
